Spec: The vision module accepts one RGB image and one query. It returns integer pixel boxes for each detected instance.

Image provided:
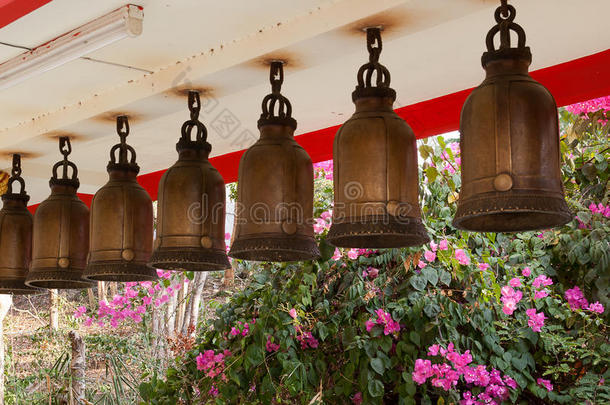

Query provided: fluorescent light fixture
[0,4,143,91]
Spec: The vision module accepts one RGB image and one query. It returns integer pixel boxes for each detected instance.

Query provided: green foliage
[141,110,609,404]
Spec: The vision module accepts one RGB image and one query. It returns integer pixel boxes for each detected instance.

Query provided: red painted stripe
[0,0,52,29]
[27,49,610,211]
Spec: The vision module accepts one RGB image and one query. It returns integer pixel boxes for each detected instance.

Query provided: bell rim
[83,262,158,282]
[327,216,430,248]
[149,248,230,271]
[25,268,94,289]
[453,193,573,232]
[229,235,320,262]
[0,279,40,295]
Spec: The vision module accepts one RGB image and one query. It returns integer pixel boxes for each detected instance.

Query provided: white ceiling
[0,0,609,203]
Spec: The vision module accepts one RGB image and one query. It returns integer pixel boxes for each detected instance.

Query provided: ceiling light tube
[0,4,143,91]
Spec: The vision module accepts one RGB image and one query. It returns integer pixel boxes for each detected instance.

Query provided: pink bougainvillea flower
[265,336,280,352]
[365,267,379,280]
[587,301,605,314]
[418,260,427,269]
[522,267,531,277]
[331,248,342,261]
[424,250,436,262]
[478,263,490,271]
[347,249,359,260]
[454,249,470,266]
[428,344,440,356]
[534,290,549,300]
[532,274,553,289]
[509,278,522,288]
[430,241,438,252]
[74,306,87,318]
[289,308,297,319]
[439,239,449,251]
[537,378,553,391]
[565,286,589,310]
[352,392,363,405]
[526,308,546,332]
[365,318,375,332]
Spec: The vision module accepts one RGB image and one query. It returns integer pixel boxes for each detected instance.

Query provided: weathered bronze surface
[26,138,93,289]
[150,91,230,271]
[229,62,320,261]
[0,155,37,294]
[453,3,572,232]
[327,28,429,248]
[83,117,157,281]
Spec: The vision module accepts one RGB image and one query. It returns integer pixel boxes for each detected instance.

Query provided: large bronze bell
[149,91,230,271]
[229,62,320,261]
[453,2,572,232]
[83,116,157,281]
[26,138,93,289]
[0,155,37,294]
[327,28,429,248]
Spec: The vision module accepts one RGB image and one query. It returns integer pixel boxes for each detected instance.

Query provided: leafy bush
[140,104,609,404]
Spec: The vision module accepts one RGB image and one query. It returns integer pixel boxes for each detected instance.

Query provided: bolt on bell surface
[327,28,429,248]
[149,91,230,271]
[453,3,572,232]
[83,116,157,282]
[0,155,37,294]
[229,62,320,262]
[26,138,93,289]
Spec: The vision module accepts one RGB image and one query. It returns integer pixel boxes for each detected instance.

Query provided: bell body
[229,123,320,261]
[84,169,157,281]
[327,96,429,248]
[0,196,36,294]
[150,146,230,270]
[453,56,572,232]
[26,184,92,289]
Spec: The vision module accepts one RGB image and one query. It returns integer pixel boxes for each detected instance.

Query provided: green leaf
[368,379,384,397]
[439,270,452,286]
[423,303,441,318]
[370,357,385,375]
[410,275,427,291]
[422,267,439,286]
[409,331,420,346]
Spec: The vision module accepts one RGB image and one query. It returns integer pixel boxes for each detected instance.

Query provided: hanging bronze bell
[327,28,429,248]
[83,116,157,281]
[149,91,230,271]
[229,62,320,261]
[453,2,572,232]
[0,155,37,294]
[26,138,93,289]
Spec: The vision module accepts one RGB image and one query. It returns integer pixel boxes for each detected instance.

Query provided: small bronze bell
[0,155,37,294]
[26,138,93,289]
[229,62,320,261]
[453,1,572,232]
[149,91,230,271]
[327,28,429,248]
[83,116,157,281]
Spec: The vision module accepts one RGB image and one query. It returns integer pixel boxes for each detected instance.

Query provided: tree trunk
[0,295,13,405]
[166,288,177,337]
[49,289,59,332]
[175,278,186,335]
[183,273,207,335]
[223,265,234,288]
[109,282,118,299]
[69,331,85,404]
[86,288,96,308]
[97,281,106,303]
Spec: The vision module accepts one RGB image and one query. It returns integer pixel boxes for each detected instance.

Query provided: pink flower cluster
[589,203,610,218]
[313,210,332,234]
[196,349,232,379]
[565,96,610,118]
[440,143,461,174]
[313,160,333,180]
[500,286,522,316]
[413,343,517,404]
[265,336,280,352]
[537,378,553,392]
[565,286,605,314]
[430,239,449,252]
[229,320,253,337]
[295,325,319,349]
[454,249,471,266]
[525,309,546,332]
[365,309,401,336]
[361,267,379,280]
